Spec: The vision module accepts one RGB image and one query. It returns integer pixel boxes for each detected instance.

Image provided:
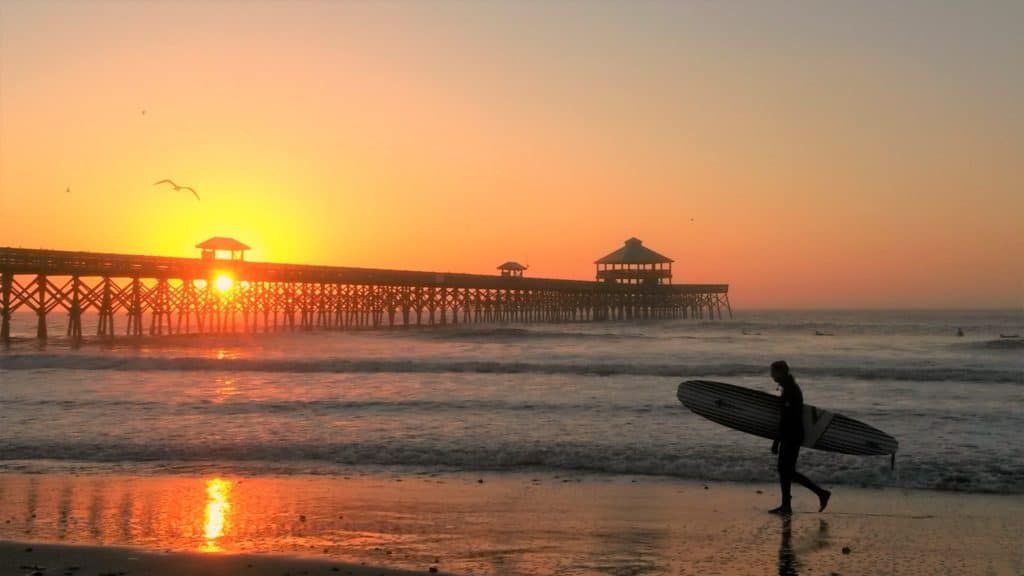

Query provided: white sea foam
[1,354,1020,383]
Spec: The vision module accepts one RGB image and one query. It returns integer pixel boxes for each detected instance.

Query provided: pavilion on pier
[497,261,527,278]
[595,237,673,286]
[197,237,251,261]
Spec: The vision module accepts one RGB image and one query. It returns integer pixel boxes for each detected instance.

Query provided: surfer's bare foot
[818,490,831,512]
[768,505,792,515]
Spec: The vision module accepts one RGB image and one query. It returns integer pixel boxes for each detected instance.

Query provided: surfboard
[677,380,898,457]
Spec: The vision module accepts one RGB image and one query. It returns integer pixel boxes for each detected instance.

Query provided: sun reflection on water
[213,377,237,403]
[202,478,232,551]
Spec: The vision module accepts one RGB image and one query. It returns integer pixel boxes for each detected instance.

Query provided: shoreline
[0,471,1020,575]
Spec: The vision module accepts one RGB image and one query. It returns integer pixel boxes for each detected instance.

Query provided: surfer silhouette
[769,360,831,515]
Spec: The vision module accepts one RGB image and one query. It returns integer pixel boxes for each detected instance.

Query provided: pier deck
[0,247,730,341]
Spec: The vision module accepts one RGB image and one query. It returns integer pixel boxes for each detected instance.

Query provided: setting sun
[214,275,234,294]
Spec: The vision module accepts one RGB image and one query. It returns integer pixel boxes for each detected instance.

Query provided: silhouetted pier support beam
[36,274,47,340]
[66,275,83,341]
[1,272,11,344]
[126,277,143,337]
[97,277,115,337]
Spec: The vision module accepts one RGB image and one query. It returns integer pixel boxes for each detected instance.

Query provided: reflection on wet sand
[88,482,105,540]
[778,516,798,575]
[0,474,395,558]
[584,526,664,575]
[4,474,224,552]
[57,481,72,539]
[0,472,701,572]
[203,478,232,551]
[1,473,1022,575]
[778,516,832,576]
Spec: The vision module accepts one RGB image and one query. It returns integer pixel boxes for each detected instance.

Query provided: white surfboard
[677,380,898,457]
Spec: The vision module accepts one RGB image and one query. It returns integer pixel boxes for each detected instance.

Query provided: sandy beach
[0,540,432,576]
[0,471,1021,576]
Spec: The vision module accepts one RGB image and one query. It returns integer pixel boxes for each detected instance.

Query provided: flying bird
[154,179,200,201]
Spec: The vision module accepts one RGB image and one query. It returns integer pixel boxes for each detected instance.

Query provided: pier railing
[0,247,730,341]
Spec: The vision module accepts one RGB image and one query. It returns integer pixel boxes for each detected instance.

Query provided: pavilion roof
[196,237,251,251]
[497,261,527,271]
[594,237,673,264]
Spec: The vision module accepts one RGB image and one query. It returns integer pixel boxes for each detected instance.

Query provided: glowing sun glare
[214,275,234,293]
[203,478,232,550]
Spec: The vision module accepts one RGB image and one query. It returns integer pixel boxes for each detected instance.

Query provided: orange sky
[1,2,1021,308]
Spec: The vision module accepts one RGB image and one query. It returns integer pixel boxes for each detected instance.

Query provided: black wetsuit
[777,378,826,507]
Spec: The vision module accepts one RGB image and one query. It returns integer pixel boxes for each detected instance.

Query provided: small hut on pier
[497,261,527,278]
[595,237,673,285]
[197,237,251,261]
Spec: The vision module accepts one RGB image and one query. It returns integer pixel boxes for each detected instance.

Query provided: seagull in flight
[154,179,200,201]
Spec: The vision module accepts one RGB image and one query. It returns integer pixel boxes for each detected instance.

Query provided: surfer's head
[770,360,792,385]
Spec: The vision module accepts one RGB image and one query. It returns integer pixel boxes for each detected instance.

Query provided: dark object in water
[999,334,1020,339]
[815,331,834,336]
[956,328,964,337]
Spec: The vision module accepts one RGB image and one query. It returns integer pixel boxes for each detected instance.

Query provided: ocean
[1,309,1022,494]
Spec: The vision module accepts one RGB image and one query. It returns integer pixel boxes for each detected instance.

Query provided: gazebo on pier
[497,261,527,278]
[595,237,673,286]
[197,237,251,261]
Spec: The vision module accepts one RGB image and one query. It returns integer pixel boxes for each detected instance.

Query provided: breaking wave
[962,337,1024,351]
[1,354,1020,384]
[0,439,1019,494]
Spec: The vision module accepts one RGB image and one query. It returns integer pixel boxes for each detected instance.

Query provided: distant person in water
[770,360,831,515]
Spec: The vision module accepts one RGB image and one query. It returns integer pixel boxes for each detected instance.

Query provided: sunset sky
[1,1,1020,308]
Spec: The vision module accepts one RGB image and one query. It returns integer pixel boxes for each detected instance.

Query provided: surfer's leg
[775,443,797,512]
[789,446,831,511]
[792,471,825,496]
[792,473,830,511]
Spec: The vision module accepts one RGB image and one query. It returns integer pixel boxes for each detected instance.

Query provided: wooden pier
[0,246,731,342]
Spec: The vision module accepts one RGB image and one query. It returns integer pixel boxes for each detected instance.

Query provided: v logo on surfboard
[804,406,835,447]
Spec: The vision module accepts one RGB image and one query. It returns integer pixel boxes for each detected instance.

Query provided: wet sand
[0,540,434,576]
[0,471,1021,575]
